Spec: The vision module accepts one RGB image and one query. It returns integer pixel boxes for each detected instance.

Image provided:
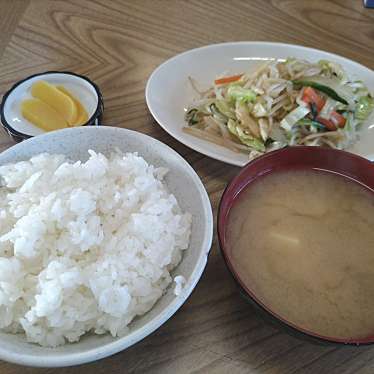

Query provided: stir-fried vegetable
[215,100,236,118]
[293,78,349,105]
[185,108,199,125]
[318,60,348,83]
[319,97,338,119]
[184,57,374,159]
[355,96,374,120]
[316,115,343,131]
[214,74,243,85]
[297,118,325,130]
[302,87,326,112]
[227,86,256,103]
[280,106,310,132]
[330,111,346,128]
[228,119,265,151]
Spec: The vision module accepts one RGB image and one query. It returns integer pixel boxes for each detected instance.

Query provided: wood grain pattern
[0,0,374,373]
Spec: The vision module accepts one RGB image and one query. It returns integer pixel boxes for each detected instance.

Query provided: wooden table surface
[0,1,374,373]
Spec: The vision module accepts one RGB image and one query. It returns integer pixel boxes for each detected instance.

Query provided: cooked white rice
[0,150,191,347]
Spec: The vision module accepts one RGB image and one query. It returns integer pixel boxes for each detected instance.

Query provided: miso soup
[227,169,374,339]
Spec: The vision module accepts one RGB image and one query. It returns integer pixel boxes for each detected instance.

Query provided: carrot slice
[214,74,243,85]
[302,87,325,113]
[330,111,346,128]
[316,116,337,131]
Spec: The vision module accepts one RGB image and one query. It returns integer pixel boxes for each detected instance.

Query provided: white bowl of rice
[0,126,213,367]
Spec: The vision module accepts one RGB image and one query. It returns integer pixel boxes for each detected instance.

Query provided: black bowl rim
[0,70,104,140]
[217,145,374,346]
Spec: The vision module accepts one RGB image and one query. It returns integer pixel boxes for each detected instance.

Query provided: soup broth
[227,169,374,339]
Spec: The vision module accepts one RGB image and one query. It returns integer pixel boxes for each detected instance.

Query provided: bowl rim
[0,71,104,140]
[0,126,213,367]
[217,145,374,345]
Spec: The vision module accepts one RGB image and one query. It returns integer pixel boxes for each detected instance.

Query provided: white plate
[146,42,374,166]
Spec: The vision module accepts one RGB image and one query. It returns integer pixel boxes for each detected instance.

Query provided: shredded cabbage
[227,86,256,103]
[355,96,374,120]
[280,106,310,131]
[228,119,265,151]
[253,103,267,117]
[318,60,348,83]
[215,100,235,119]
[319,98,339,119]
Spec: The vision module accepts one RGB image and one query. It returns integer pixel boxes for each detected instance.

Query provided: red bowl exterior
[218,146,374,345]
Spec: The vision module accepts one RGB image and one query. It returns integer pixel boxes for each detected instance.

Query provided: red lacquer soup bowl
[217,146,374,345]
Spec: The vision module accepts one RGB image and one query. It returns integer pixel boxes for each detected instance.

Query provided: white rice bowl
[0,127,212,367]
[0,150,192,347]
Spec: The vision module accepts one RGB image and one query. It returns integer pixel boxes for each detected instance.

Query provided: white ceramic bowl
[0,71,103,141]
[0,126,213,367]
[146,42,374,166]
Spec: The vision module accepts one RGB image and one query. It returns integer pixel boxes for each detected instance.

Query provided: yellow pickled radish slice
[31,81,78,125]
[21,99,69,131]
[74,110,89,126]
[56,86,88,126]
